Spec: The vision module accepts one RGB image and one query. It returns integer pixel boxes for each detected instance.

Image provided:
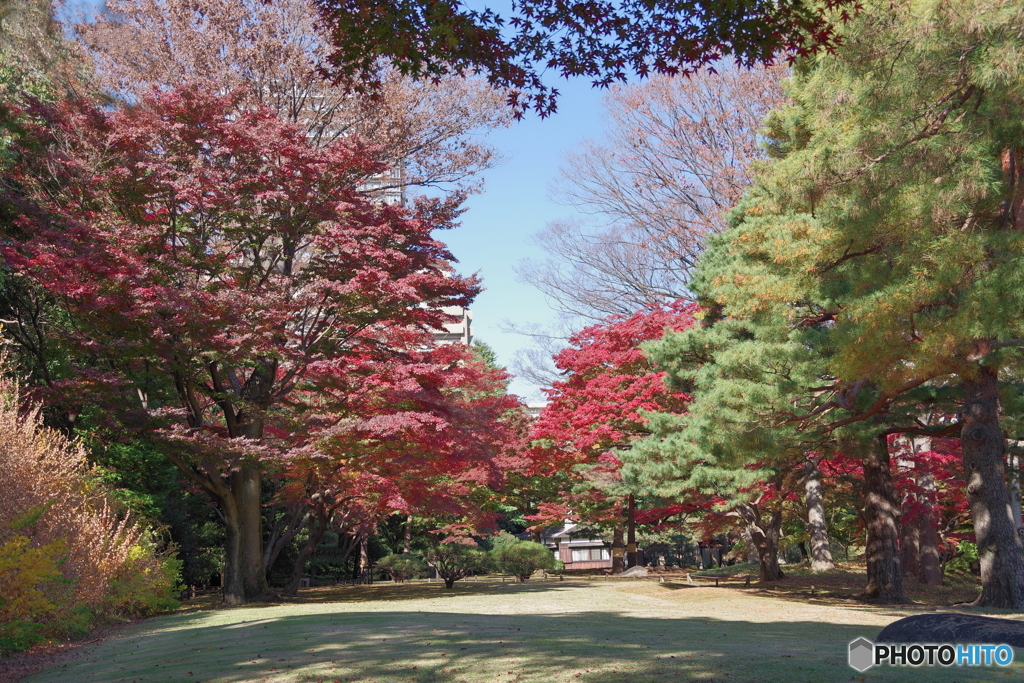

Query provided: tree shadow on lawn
[179,579,594,612]
[26,607,1012,683]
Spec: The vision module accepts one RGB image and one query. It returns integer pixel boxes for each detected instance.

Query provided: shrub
[0,534,65,655]
[425,543,492,589]
[0,372,179,654]
[99,540,181,619]
[491,538,557,582]
[946,541,980,575]
[377,553,426,583]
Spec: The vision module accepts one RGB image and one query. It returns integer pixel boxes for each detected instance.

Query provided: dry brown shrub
[0,372,158,613]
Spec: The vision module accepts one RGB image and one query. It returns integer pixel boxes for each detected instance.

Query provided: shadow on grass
[178,579,600,613]
[26,600,1008,683]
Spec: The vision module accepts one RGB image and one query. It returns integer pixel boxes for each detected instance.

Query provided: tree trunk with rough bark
[961,365,1024,608]
[917,473,943,586]
[900,510,921,579]
[612,526,625,573]
[737,503,784,582]
[403,515,413,554]
[862,435,906,603]
[804,461,835,571]
[626,495,638,568]
[359,533,372,584]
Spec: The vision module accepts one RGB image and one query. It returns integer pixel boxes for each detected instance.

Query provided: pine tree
[655,0,1024,607]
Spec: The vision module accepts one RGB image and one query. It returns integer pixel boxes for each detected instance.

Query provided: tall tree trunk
[220,491,245,606]
[236,466,270,600]
[742,527,758,564]
[217,466,271,604]
[626,494,638,568]
[403,515,413,554]
[284,513,329,596]
[359,533,372,584]
[804,461,835,571]
[1008,451,1022,531]
[163,451,269,605]
[961,365,1024,608]
[899,511,921,579]
[737,503,784,582]
[611,526,625,573]
[917,473,943,586]
[861,435,906,603]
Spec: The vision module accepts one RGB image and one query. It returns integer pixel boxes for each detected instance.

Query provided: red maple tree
[527,302,696,566]
[4,85,479,603]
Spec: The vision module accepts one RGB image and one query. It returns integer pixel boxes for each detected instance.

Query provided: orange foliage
[0,370,174,643]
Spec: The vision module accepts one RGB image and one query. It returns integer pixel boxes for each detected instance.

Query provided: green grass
[22,579,1023,683]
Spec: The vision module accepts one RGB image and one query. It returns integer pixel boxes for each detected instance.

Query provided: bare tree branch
[517,64,786,320]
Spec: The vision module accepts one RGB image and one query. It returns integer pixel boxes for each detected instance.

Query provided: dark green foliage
[490,534,557,582]
[424,543,491,589]
[376,554,426,583]
[317,0,854,116]
[494,503,529,537]
[88,439,224,588]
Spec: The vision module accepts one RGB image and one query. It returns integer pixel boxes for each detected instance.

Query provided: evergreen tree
[641,0,1024,607]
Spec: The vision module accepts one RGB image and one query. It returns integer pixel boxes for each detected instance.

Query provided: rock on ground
[877,613,1024,646]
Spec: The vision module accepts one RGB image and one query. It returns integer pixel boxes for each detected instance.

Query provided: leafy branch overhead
[316,0,860,115]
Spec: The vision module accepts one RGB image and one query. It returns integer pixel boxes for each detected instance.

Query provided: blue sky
[443,79,608,400]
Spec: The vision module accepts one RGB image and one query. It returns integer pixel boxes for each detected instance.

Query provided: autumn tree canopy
[518,64,786,321]
[316,0,859,115]
[3,85,479,604]
[76,0,511,192]
[529,303,695,568]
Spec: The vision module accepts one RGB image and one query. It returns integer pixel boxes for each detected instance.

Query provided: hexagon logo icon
[848,637,874,672]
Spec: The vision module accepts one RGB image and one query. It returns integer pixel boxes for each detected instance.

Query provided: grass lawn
[19,579,1024,683]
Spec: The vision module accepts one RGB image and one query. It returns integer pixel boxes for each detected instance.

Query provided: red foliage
[5,85,478,459]
[527,302,696,527]
[2,85,511,597]
[889,435,969,551]
[818,437,969,552]
[531,301,696,472]
[292,326,527,523]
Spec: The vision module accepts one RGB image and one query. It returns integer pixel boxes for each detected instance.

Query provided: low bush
[945,540,979,575]
[0,533,65,655]
[0,373,179,656]
[490,536,557,582]
[377,554,426,583]
[425,543,491,589]
[100,541,182,619]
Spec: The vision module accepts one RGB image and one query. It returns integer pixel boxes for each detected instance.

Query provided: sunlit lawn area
[20,579,1024,683]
